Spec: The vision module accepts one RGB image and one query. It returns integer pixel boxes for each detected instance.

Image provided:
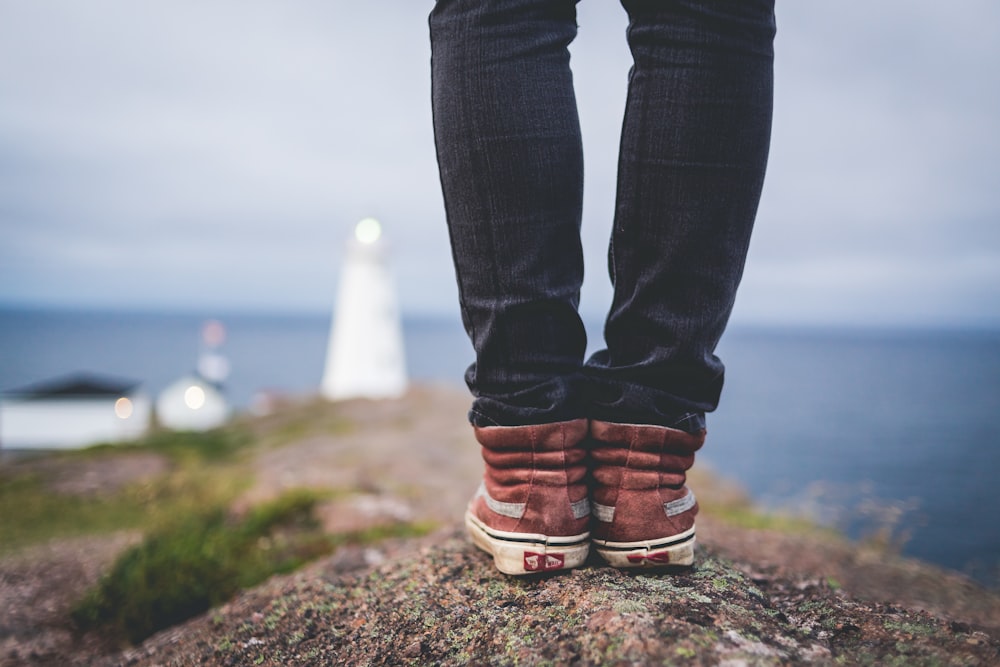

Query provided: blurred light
[202,319,226,347]
[355,217,382,245]
[184,385,206,410]
[114,397,133,419]
[198,352,230,383]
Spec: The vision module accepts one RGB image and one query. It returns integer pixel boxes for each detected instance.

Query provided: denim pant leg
[429,0,588,427]
[585,0,776,432]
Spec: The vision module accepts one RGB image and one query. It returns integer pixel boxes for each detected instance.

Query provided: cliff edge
[114,529,998,666]
[3,386,999,666]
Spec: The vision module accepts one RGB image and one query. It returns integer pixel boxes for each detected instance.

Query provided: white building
[0,373,150,450]
[155,319,232,432]
[155,374,229,431]
[321,218,408,401]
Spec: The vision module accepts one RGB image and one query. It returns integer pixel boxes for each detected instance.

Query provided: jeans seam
[470,408,503,427]
[666,412,699,431]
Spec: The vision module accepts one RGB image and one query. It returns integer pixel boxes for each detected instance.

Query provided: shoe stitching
[619,424,636,514]
[517,423,537,534]
[559,422,588,520]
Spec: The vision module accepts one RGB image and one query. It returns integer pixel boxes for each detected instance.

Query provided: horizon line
[1,300,999,334]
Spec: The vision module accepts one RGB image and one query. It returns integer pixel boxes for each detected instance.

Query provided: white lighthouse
[320,218,407,401]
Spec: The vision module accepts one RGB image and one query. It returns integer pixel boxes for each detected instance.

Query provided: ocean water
[1,307,998,586]
[710,328,1000,585]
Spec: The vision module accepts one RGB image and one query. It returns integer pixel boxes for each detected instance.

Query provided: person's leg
[587,0,776,566]
[430,0,587,428]
[429,0,590,574]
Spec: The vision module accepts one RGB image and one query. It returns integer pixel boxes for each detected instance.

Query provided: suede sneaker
[465,419,591,575]
[589,420,704,568]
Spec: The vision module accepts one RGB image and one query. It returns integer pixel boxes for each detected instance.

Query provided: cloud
[0,1,997,327]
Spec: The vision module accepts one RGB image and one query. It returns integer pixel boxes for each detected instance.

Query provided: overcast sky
[1,1,998,328]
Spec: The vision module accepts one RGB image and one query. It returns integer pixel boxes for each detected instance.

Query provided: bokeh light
[184,385,206,410]
[355,217,382,245]
[114,397,133,419]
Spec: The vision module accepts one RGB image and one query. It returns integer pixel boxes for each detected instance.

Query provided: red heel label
[627,551,671,565]
[524,552,565,572]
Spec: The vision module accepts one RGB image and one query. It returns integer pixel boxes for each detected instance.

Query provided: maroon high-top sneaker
[465,419,591,575]
[589,420,705,568]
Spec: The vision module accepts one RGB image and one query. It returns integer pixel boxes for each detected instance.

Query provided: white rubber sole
[593,524,697,568]
[465,510,590,575]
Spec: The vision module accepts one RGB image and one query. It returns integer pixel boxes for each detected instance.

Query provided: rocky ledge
[113,529,998,667]
[4,388,999,666]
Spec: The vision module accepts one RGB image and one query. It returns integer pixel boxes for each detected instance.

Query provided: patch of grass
[236,399,356,449]
[129,427,251,463]
[702,501,831,534]
[72,494,276,642]
[71,489,431,644]
[67,427,251,465]
[690,468,835,537]
[0,429,254,554]
[0,462,249,555]
[0,473,143,552]
[71,489,320,643]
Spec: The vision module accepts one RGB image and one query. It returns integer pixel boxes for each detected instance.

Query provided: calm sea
[1,307,998,586]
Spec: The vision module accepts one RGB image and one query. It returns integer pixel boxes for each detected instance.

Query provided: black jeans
[430,0,775,431]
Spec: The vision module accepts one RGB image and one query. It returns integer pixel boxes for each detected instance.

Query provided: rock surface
[3,386,1000,666]
[113,530,998,666]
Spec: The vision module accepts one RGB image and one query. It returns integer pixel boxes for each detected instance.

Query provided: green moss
[141,428,251,462]
[798,600,831,613]
[71,488,425,645]
[600,632,626,661]
[691,630,719,648]
[612,599,648,615]
[883,620,938,637]
[305,599,340,615]
[685,591,714,604]
[693,558,722,577]
[0,473,149,553]
[590,590,612,605]
[485,579,510,598]
[71,490,311,642]
[692,470,837,538]
[0,429,256,554]
[708,504,826,534]
[265,413,354,447]
[675,646,697,659]
[0,465,253,555]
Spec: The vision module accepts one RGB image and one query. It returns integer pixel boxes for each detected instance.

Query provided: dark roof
[4,373,141,399]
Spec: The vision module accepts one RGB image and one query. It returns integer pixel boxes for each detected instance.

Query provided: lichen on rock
[116,529,999,666]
